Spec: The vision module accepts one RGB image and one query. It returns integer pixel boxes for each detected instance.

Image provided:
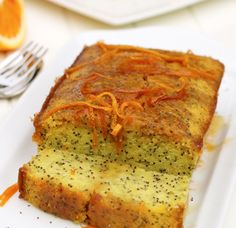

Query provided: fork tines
[0,41,48,98]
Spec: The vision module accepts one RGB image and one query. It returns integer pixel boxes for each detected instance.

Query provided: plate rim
[48,0,204,26]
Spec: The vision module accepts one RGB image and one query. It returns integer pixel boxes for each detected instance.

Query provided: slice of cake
[19,149,189,227]
[18,42,224,227]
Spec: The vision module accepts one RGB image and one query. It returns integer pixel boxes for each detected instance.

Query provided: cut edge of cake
[19,149,189,227]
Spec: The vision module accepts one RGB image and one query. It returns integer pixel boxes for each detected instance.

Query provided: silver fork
[0,41,48,98]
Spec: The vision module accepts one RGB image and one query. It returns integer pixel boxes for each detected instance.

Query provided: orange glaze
[99,43,185,63]
[109,43,216,80]
[205,142,220,152]
[44,42,213,152]
[204,115,225,153]
[0,183,19,207]
[207,115,225,137]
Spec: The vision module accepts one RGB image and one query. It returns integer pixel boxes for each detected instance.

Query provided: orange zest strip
[187,65,215,80]
[146,94,166,107]
[146,77,187,106]
[120,101,144,114]
[65,62,89,74]
[97,41,109,52]
[181,53,215,80]
[80,72,112,94]
[100,43,186,63]
[43,102,112,120]
[150,76,186,95]
[0,183,19,207]
[93,48,119,65]
[148,78,178,92]
[116,87,164,96]
[71,72,111,82]
[162,90,186,101]
[96,92,125,119]
[80,74,106,91]
[89,88,163,97]
[90,72,111,80]
[153,88,186,105]
[93,96,112,108]
[111,123,122,137]
[95,92,121,132]
[129,54,163,62]
[82,72,111,85]
[82,84,165,97]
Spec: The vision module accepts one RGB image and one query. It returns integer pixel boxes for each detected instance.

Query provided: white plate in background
[48,0,203,26]
[0,26,236,228]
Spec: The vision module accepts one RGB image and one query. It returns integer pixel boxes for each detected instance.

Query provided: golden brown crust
[88,193,184,228]
[18,166,90,223]
[18,167,185,227]
[18,167,27,199]
[193,93,217,152]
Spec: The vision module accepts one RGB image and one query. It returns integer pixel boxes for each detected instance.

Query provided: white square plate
[48,0,203,25]
[0,26,236,228]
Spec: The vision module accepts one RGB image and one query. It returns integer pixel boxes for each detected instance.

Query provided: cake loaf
[19,42,224,227]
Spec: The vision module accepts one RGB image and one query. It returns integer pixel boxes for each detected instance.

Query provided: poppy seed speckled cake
[18,42,224,227]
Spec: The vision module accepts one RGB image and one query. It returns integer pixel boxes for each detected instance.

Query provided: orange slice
[0,0,26,51]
